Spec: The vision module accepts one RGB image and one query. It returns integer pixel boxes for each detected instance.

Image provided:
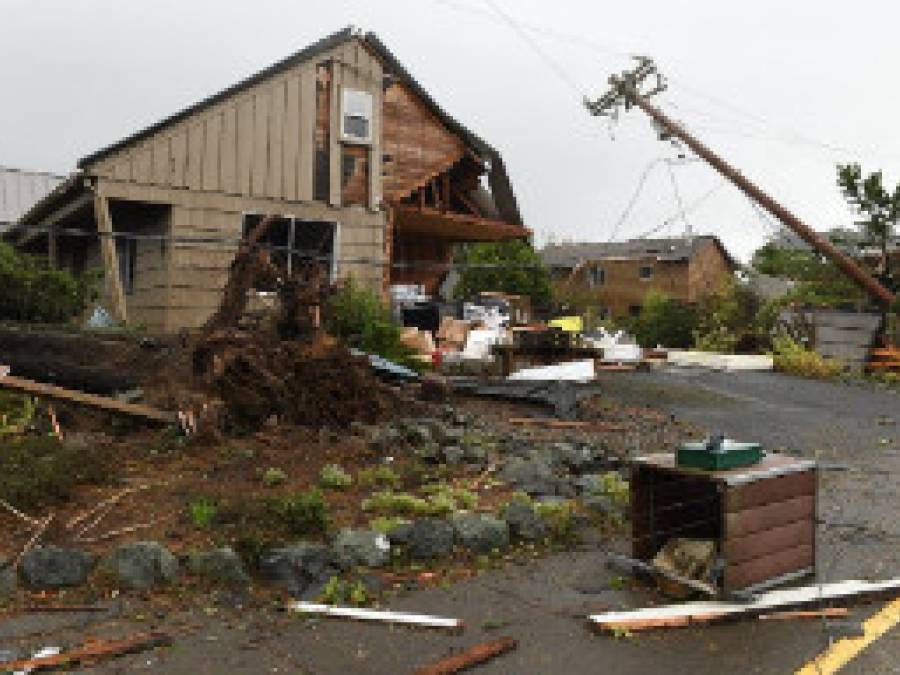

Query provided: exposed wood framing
[93,192,128,323]
[328,60,342,207]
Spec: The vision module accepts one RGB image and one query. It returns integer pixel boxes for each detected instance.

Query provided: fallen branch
[0,498,40,527]
[590,578,900,633]
[66,485,148,531]
[14,514,54,570]
[0,631,171,672]
[289,602,463,631]
[414,637,518,675]
[78,514,172,544]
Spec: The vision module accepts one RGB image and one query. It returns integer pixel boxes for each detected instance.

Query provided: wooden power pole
[585,58,897,308]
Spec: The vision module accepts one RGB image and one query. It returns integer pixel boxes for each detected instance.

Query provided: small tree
[628,291,698,348]
[837,163,900,288]
[453,240,552,308]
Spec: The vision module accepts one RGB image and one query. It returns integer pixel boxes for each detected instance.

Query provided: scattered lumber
[414,637,518,675]
[507,417,589,429]
[0,631,171,672]
[289,602,463,630]
[0,372,175,425]
[758,608,849,621]
[589,577,900,633]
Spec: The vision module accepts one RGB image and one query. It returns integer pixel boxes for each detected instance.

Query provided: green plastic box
[676,434,763,471]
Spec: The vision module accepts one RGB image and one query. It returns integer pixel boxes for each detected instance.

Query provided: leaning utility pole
[585,59,897,308]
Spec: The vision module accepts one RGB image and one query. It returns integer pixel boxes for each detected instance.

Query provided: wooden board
[0,373,175,425]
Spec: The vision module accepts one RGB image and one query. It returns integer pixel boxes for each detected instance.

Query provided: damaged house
[10,27,528,332]
[541,236,735,319]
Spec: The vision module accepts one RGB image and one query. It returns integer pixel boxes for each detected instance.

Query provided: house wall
[560,240,732,318]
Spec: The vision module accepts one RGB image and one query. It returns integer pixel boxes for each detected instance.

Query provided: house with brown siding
[541,236,735,318]
[11,27,528,332]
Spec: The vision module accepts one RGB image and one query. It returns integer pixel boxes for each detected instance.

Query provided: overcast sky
[2,0,899,260]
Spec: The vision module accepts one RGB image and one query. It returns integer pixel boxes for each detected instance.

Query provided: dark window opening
[115,237,137,295]
[343,115,369,140]
[241,214,336,281]
[629,304,642,317]
[589,266,605,287]
[639,265,654,280]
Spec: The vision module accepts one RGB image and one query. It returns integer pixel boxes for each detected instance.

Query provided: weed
[598,472,630,507]
[262,467,288,487]
[319,464,353,490]
[607,575,628,591]
[187,498,218,529]
[271,489,329,535]
[368,516,409,534]
[362,491,429,517]
[356,465,401,489]
[319,575,371,606]
[0,392,36,435]
[535,500,577,543]
[773,336,843,379]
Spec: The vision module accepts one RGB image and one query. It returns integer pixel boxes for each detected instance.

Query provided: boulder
[499,457,560,496]
[406,518,455,559]
[102,542,178,591]
[504,501,547,542]
[187,547,249,587]
[19,546,93,589]
[452,513,509,553]
[333,529,391,569]
[259,543,337,598]
[550,442,598,473]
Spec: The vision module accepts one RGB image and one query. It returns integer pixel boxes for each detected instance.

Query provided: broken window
[241,214,336,280]
[115,237,137,295]
[341,89,373,143]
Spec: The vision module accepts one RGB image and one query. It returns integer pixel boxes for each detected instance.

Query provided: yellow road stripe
[795,597,900,675]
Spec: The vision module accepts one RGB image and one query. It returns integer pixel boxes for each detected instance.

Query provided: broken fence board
[0,631,171,672]
[414,637,518,675]
[289,602,463,630]
[589,578,900,633]
[0,373,175,425]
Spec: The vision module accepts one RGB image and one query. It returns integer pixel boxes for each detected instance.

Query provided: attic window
[341,89,372,144]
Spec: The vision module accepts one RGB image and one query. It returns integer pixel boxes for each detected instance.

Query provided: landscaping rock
[333,529,391,569]
[19,546,93,589]
[551,442,598,473]
[187,547,249,587]
[386,521,414,545]
[406,518,455,559]
[499,457,560,496]
[367,426,402,453]
[504,501,548,541]
[452,513,509,553]
[414,442,442,462]
[102,541,178,591]
[442,445,465,464]
[260,543,337,598]
[437,426,465,445]
[463,443,488,464]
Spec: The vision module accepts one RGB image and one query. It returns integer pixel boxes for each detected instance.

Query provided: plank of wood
[0,631,171,672]
[0,373,175,425]
[414,637,517,675]
[289,602,463,630]
[94,193,127,324]
[725,495,815,539]
[590,578,900,633]
[507,417,589,429]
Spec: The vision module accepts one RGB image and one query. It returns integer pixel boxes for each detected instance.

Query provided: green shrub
[271,489,329,535]
[356,465,401,489]
[693,277,777,354]
[0,242,100,323]
[535,500,578,542]
[772,336,843,379]
[0,392,37,435]
[0,434,116,510]
[187,498,218,529]
[368,516,409,534]
[262,467,288,487]
[629,291,698,349]
[319,575,372,606]
[319,464,353,490]
[361,485,475,518]
[325,278,418,366]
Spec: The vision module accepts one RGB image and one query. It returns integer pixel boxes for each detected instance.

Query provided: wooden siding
[85,39,383,209]
[382,82,467,202]
[688,239,732,301]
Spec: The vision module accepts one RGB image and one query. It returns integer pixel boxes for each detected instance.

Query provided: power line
[664,159,691,238]
[482,0,585,96]
[607,157,665,242]
[633,182,725,240]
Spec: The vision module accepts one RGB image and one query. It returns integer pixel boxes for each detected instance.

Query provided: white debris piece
[666,350,774,371]
[289,602,463,630]
[508,359,595,382]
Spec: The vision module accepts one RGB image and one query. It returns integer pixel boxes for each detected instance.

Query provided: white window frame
[340,88,373,145]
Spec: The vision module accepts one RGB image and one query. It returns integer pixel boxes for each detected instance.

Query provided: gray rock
[187,547,249,587]
[464,444,488,464]
[414,442,442,462]
[260,543,337,598]
[452,513,509,553]
[367,426,402,453]
[386,521,414,545]
[551,442,597,473]
[406,518,455,559]
[333,529,391,569]
[504,501,547,541]
[19,546,93,589]
[405,424,433,445]
[437,427,465,445]
[442,445,465,464]
[499,457,560,496]
[102,542,178,591]
[1,558,17,599]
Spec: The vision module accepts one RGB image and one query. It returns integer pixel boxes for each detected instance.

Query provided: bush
[0,434,116,511]
[319,464,353,490]
[772,336,843,379]
[693,277,778,353]
[628,291,698,348]
[325,278,418,366]
[356,465,401,489]
[271,489,329,535]
[0,242,100,323]
[535,499,578,542]
[454,240,552,307]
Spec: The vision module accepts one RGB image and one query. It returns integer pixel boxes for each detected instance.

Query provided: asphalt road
[4,369,899,674]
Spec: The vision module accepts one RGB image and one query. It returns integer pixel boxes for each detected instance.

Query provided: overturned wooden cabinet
[630,453,817,595]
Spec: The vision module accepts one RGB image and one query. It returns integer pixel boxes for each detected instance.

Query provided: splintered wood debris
[289,602,463,630]
[413,637,518,674]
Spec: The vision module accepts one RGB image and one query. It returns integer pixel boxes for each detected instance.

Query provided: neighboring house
[540,236,736,318]
[10,27,527,333]
[0,167,65,234]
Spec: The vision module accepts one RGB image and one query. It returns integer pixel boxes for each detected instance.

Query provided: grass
[362,484,480,518]
[187,498,218,529]
[356,465,401,489]
[319,464,353,490]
